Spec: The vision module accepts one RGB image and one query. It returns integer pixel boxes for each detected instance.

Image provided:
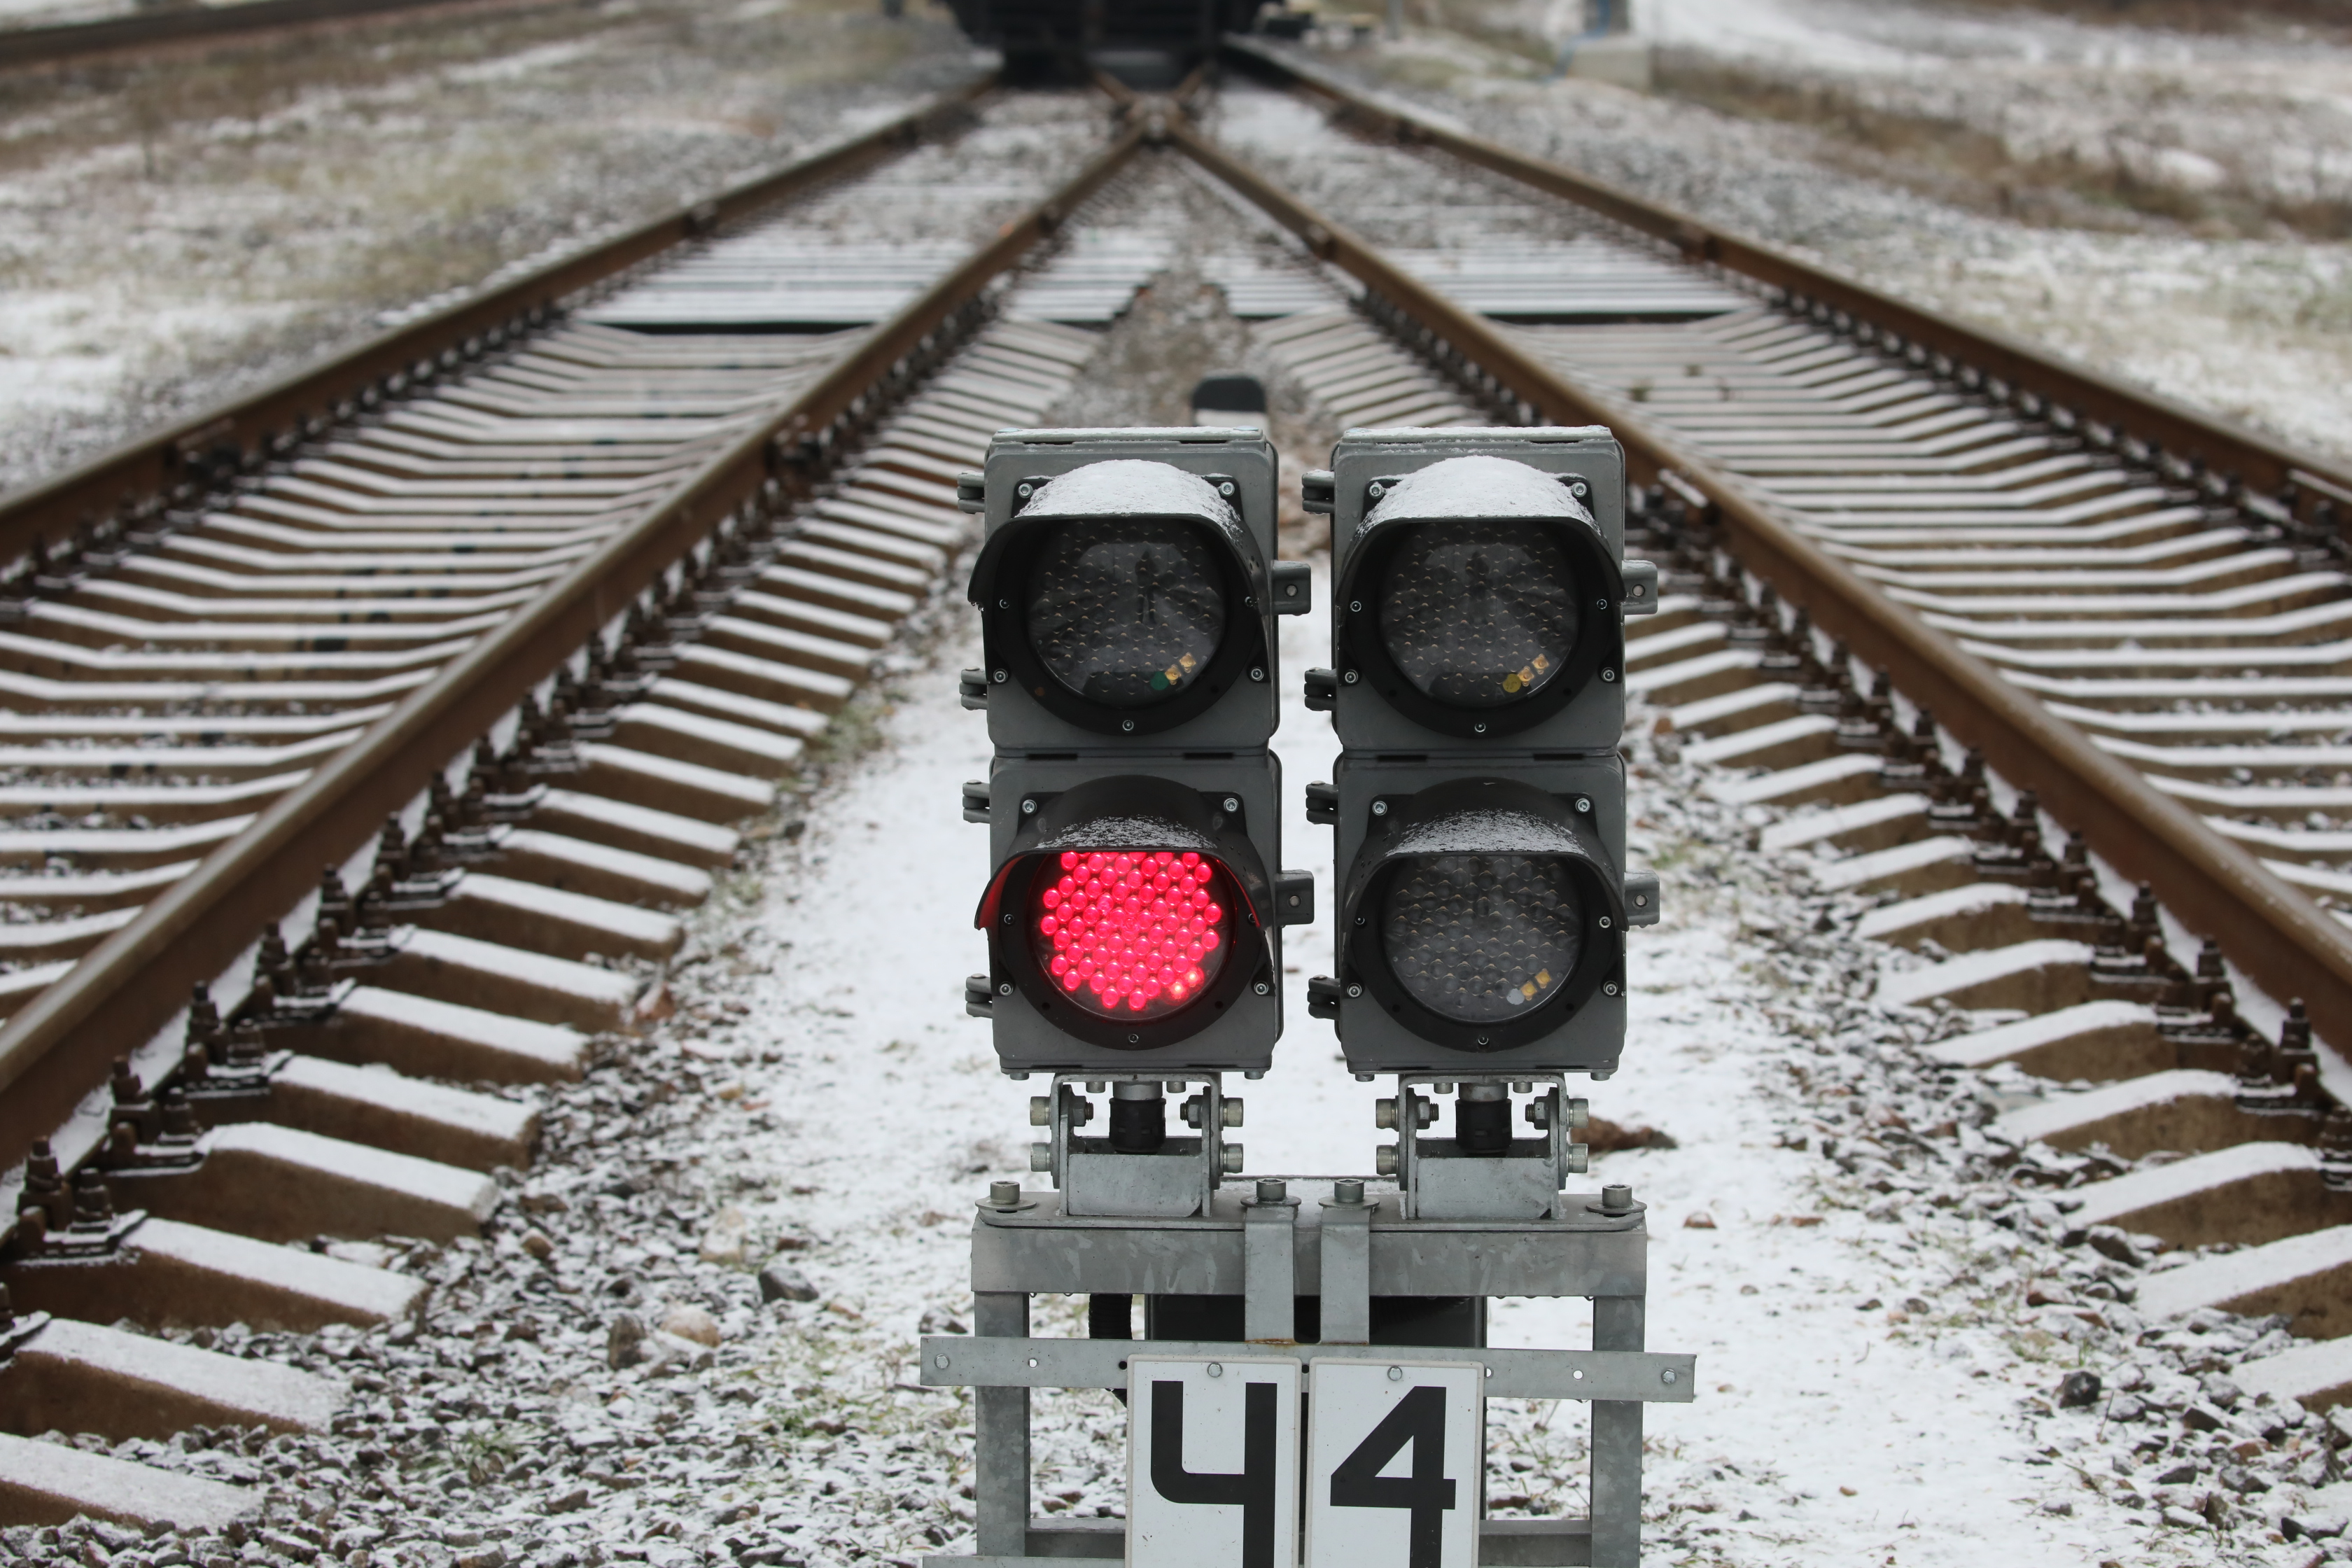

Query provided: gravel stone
[757,1261,820,1305]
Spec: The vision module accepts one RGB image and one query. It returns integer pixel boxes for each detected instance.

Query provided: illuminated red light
[1030,848,1235,1021]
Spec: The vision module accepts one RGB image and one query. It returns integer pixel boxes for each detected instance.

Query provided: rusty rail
[0,109,1152,1179]
[1221,34,2352,524]
[1169,115,2352,1061]
[0,76,993,564]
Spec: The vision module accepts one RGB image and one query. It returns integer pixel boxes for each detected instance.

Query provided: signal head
[965,430,1287,748]
[974,769,1287,1073]
[1318,428,1632,750]
[1320,756,1651,1077]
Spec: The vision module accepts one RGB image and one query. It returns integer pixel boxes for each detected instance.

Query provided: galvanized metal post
[1242,1182,1297,1341]
[1317,1183,1371,1343]
[1589,1293,1646,1568]
[973,1290,1031,1555]
[1385,0,1401,40]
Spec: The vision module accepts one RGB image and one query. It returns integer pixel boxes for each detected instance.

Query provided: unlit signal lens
[1378,521,1580,710]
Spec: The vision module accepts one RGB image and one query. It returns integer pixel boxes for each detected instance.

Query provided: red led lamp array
[1032,849,1233,1019]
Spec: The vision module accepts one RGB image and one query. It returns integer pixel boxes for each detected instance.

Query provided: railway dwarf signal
[959,427,1311,1211]
[1303,428,1660,1217]
[928,424,1691,1568]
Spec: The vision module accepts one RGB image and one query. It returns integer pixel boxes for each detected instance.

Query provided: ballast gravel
[0,545,2345,1565]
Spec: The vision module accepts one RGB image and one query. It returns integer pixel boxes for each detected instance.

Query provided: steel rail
[0,0,538,72]
[0,76,993,564]
[1220,34,2352,522]
[1168,116,2352,1061]
[0,113,1152,1178]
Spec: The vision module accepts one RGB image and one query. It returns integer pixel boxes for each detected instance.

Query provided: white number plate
[1126,1355,1303,1567]
[1124,1355,1485,1568]
[1303,1359,1483,1568]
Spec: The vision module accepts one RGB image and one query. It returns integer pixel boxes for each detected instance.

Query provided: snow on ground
[0,0,127,29]
[13,542,2349,1567]
[1291,3,2352,465]
[0,0,990,493]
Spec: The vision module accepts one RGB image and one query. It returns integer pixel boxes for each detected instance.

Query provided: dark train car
[943,0,1272,85]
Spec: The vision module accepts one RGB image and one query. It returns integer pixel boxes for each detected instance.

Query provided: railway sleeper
[4,1214,424,1331]
[1625,543,2352,1366]
[486,826,713,908]
[293,985,588,1084]
[667,640,854,713]
[362,927,640,1032]
[608,704,807,782]
[718,584,897,649]
[0,1430,255,1532]
[570,741,777,825]
[0,1308,343,1445]
[528,788,739,868]
[103,1124,495,1245]
[0,258,1092,1513]
[416,870,683,964]
[1665,677,1800,737]
[190,1050,538,1172]
[638,675,830,746]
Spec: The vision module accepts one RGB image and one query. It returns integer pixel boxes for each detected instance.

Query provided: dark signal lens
[1024,519,1228,709]
[1377,522,1580,710]
[1380,853,1584,1025]
[1032,850,1238,1019]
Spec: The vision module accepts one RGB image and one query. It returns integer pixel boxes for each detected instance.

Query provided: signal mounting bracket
[1030,1073,1238,1218]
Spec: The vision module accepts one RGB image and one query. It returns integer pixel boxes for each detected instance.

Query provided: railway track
[6,40,2352,1560]
[0,0,567,74]
[1197,41,2352,1422]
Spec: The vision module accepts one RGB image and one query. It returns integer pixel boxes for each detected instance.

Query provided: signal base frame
[920,1183,1690,1568]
